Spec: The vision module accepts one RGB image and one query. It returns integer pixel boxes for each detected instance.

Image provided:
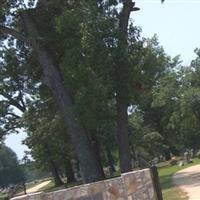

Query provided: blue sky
[5,0,200,159]
[133,0,200,65]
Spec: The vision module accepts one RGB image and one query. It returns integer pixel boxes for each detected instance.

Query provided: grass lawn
[0,192,8,200]
[158,158,200,200]
[41,180,83,193]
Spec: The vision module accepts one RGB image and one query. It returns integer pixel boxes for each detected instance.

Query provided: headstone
[190,149,194,158]
[184,151,191,163]
[179,161,184,167]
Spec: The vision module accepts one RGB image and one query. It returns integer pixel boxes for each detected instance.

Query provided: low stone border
[11,168,156,200]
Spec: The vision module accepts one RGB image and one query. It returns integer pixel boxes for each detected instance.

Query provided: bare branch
[6,112,21,119]
[0,25,29,44]
[1,93,26,113]
[2,125,20,133]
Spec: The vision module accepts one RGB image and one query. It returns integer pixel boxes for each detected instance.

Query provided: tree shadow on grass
[161,170,200,190]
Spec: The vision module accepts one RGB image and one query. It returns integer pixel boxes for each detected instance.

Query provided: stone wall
[11,168,156,200]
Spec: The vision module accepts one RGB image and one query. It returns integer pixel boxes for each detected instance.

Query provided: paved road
[173,164,200,200]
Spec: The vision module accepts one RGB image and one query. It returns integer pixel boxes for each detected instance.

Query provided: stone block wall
[11,168,156,200]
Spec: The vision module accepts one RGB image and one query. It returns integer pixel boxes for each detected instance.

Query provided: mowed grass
[158,159,200,200]
[40,180,82,193]
[0,192,8,200]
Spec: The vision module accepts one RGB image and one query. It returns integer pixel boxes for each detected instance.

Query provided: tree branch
[1,93,26,113]
[7,112,21,119]
[119,0,132,34]
[2,125,20,133]
[119,1,139,35]
[17,88,27,111]
[0,25,29,44]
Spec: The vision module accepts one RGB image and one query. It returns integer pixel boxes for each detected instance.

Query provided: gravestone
[184,151,192,163]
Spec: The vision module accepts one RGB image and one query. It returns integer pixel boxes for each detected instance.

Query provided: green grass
[38,180,55,192]
[41,180,83,193]
[0,192,8,200]
[15,178,52,196]
[158,159,200,200]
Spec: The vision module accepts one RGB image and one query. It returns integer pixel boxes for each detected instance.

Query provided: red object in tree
[133,80,143,90]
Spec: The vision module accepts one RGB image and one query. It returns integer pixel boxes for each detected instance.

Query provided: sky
[5,131,28,160]
[5,0,200,160]
[133,0,200,65]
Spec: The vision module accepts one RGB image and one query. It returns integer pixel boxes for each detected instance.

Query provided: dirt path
[26,180,51,194]
[173,164,200,200]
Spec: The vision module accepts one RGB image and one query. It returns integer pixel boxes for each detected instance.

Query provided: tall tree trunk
[130,142,137,168]
[116,96,132,173]
[40,54,103,183]
[21,13,104,183]
[91,135,105,178]
[114,0,137,173]
[49,160,64,187]
[65,159,76,183]
[164,150,171,161]
[105,145,116,174]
